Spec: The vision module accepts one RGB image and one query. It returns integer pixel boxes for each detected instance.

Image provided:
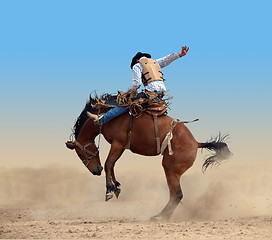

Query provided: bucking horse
[65,92,232,220]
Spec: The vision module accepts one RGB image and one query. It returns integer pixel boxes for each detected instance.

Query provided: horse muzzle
[92,165,103,176]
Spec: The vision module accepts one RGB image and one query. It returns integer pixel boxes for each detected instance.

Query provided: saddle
[92,91,169,117]
[91,92,169,155]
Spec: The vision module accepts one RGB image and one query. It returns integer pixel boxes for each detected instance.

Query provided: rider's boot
[87,111,103,126]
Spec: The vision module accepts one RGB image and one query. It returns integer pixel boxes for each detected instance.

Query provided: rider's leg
[87,106,129,125]
[100,106,129,125]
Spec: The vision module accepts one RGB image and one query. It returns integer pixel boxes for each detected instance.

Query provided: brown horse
[66,100,231,220]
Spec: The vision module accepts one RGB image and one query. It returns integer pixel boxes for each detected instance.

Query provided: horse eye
[78,153,82,158]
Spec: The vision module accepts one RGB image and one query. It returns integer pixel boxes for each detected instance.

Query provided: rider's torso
[139,58,164,86]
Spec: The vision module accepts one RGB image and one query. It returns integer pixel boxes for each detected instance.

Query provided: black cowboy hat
[130,52,151,69]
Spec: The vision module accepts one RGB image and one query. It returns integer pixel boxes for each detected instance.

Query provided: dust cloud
[0,152,271,221]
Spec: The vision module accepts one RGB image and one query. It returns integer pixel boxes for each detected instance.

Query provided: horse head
[66,98,104,176]
[66,140,103,176]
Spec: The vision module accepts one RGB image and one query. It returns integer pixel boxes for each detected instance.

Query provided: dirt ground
[0,159,272,239]
[1,206,271,239]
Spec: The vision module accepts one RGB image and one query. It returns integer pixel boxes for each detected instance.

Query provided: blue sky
[0,0,271,167]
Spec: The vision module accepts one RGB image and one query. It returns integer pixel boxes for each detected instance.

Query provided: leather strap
[153,114,161,155]
[125,114,133,149]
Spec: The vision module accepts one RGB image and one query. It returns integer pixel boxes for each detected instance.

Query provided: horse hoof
[114,188,121,198]
[150,216,160,222]
[150,215,165,222]
[105,192,114,201]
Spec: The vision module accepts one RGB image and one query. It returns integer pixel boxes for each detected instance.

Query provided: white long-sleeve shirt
[127,53,180,93]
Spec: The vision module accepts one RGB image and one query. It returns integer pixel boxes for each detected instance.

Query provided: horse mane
[72,93,98,139]
[72,92,116,139]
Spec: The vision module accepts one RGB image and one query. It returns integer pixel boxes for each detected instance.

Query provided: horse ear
[65,141,76,150]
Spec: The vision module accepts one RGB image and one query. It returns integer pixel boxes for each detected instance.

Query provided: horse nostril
[92,166,103,176]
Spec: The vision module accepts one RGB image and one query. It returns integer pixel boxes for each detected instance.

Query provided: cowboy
[88,45,189,125]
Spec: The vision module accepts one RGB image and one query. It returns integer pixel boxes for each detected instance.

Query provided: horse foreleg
[111,169,121,198]
[104,143,124,201]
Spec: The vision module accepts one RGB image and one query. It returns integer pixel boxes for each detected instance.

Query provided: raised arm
[156,45,189,68]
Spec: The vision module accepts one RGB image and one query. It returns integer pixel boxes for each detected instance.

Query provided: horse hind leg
[151,167,183,221]
[152,151,195,221]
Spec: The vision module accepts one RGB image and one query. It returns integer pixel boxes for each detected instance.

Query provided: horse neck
[77,118,100,143]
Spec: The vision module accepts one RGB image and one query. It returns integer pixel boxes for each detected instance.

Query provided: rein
[74,140,99,167]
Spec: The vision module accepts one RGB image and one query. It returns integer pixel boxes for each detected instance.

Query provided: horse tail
[198,133,232,172]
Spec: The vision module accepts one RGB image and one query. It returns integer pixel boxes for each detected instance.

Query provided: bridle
[74,140,99,167]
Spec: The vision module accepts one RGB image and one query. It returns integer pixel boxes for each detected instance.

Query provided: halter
[74,140,99,167]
